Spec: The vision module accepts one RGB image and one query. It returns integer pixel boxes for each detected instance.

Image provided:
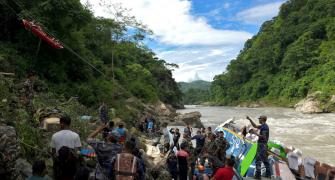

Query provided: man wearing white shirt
[51,115,82,155]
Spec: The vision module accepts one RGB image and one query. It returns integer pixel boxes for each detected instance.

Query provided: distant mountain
[178,80,211,93]
[178,80,211,105]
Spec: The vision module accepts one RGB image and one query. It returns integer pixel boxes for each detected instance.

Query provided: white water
[177,105,335,165]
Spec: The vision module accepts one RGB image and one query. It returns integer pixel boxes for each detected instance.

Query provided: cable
[63,44,106,76]
[9,0,107,77]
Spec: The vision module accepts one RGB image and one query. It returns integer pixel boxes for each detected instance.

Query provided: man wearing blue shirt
[191,130,206,155]
[247,115,271,179]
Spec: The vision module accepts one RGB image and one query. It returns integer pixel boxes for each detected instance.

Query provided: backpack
[114,153,138,180]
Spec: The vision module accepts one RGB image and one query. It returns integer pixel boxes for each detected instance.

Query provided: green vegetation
[179,80,211,104]
[0,0,182,161]
[0,0,182,108]
[211,0,335,106]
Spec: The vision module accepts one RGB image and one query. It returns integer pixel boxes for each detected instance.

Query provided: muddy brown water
[177,105,335,165]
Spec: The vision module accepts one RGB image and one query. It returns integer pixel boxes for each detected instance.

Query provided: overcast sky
[81,0,285,82]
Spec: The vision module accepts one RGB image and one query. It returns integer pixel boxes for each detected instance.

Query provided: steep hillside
[212,0,335,107]
[0,0,182,109]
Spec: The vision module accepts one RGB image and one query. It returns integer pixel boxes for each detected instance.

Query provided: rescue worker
[98,102,108,124]
[206,127,213,137]
[20,70,37,118]
[110,140,145,180]
[214,131,229,162]
[247,115,271,179]
[87,124,122,180]
[204,133,217,156]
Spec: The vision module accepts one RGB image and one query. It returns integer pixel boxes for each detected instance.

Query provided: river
[177,105,335,165]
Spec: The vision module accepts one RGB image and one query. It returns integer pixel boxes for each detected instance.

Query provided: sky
[80,0,286,82]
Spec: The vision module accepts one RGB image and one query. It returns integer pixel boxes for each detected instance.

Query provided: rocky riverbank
[0,92,204,179]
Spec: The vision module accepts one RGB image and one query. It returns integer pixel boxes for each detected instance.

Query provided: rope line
[4,0,106,77]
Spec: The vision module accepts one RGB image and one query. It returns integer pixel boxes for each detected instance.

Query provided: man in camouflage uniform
[98,102,108,124]
[205,133,216,155]
[19,71,37,118]
[0,126,23,180]
[214,131,230,162]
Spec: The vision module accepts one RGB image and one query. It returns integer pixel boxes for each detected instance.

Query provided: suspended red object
[22,19,64,49]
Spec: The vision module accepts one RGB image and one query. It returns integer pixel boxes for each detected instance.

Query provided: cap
[218,130,224,133]
[258,115,267,120]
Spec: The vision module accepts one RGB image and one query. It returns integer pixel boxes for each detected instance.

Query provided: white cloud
[82,0,252,46]
[236,1,284,25]
[157,46,239,82]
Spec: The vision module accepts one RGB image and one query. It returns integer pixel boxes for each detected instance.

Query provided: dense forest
[0,0,182,110]
[211,0,335,106]
[178,80,211,104]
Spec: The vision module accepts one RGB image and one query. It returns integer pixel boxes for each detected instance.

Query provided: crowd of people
[163,115,271,180]
[26,103,271,180]
[27,114,146,180]
[164,124,232,180]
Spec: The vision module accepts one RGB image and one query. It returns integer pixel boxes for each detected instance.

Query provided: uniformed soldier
[205,133,216,155]
[214,131,230,162]
[20,70,37,118]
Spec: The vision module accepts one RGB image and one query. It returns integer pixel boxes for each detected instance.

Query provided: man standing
[184,124,193,138]
[170,128,181,150]
[191,130,206,155]
[162,123,171,154]
[214,131,229,162]
[110,141,145,180]
[206,126,213,137]
[20,70,37,119]
[87,124,122,180]
[98,102,108,124]
[51,116,82,179]
[247,115,271,179]
[51,115,81,155]
[177,143,190,180]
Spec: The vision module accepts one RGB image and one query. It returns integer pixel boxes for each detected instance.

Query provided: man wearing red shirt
[212,157,235,180]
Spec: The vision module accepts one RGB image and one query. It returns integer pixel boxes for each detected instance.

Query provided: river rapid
[177,105,335,165]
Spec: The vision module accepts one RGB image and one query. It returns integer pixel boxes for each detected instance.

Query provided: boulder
[0,126,23,180]
[174,111,203,128]
[294,92,323,114]
[15,158,32,178]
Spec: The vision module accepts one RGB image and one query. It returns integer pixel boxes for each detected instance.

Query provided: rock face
[174,111,203,128]
[0,126,24,180]
[124,97,179,128]
[294,92,323,114]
